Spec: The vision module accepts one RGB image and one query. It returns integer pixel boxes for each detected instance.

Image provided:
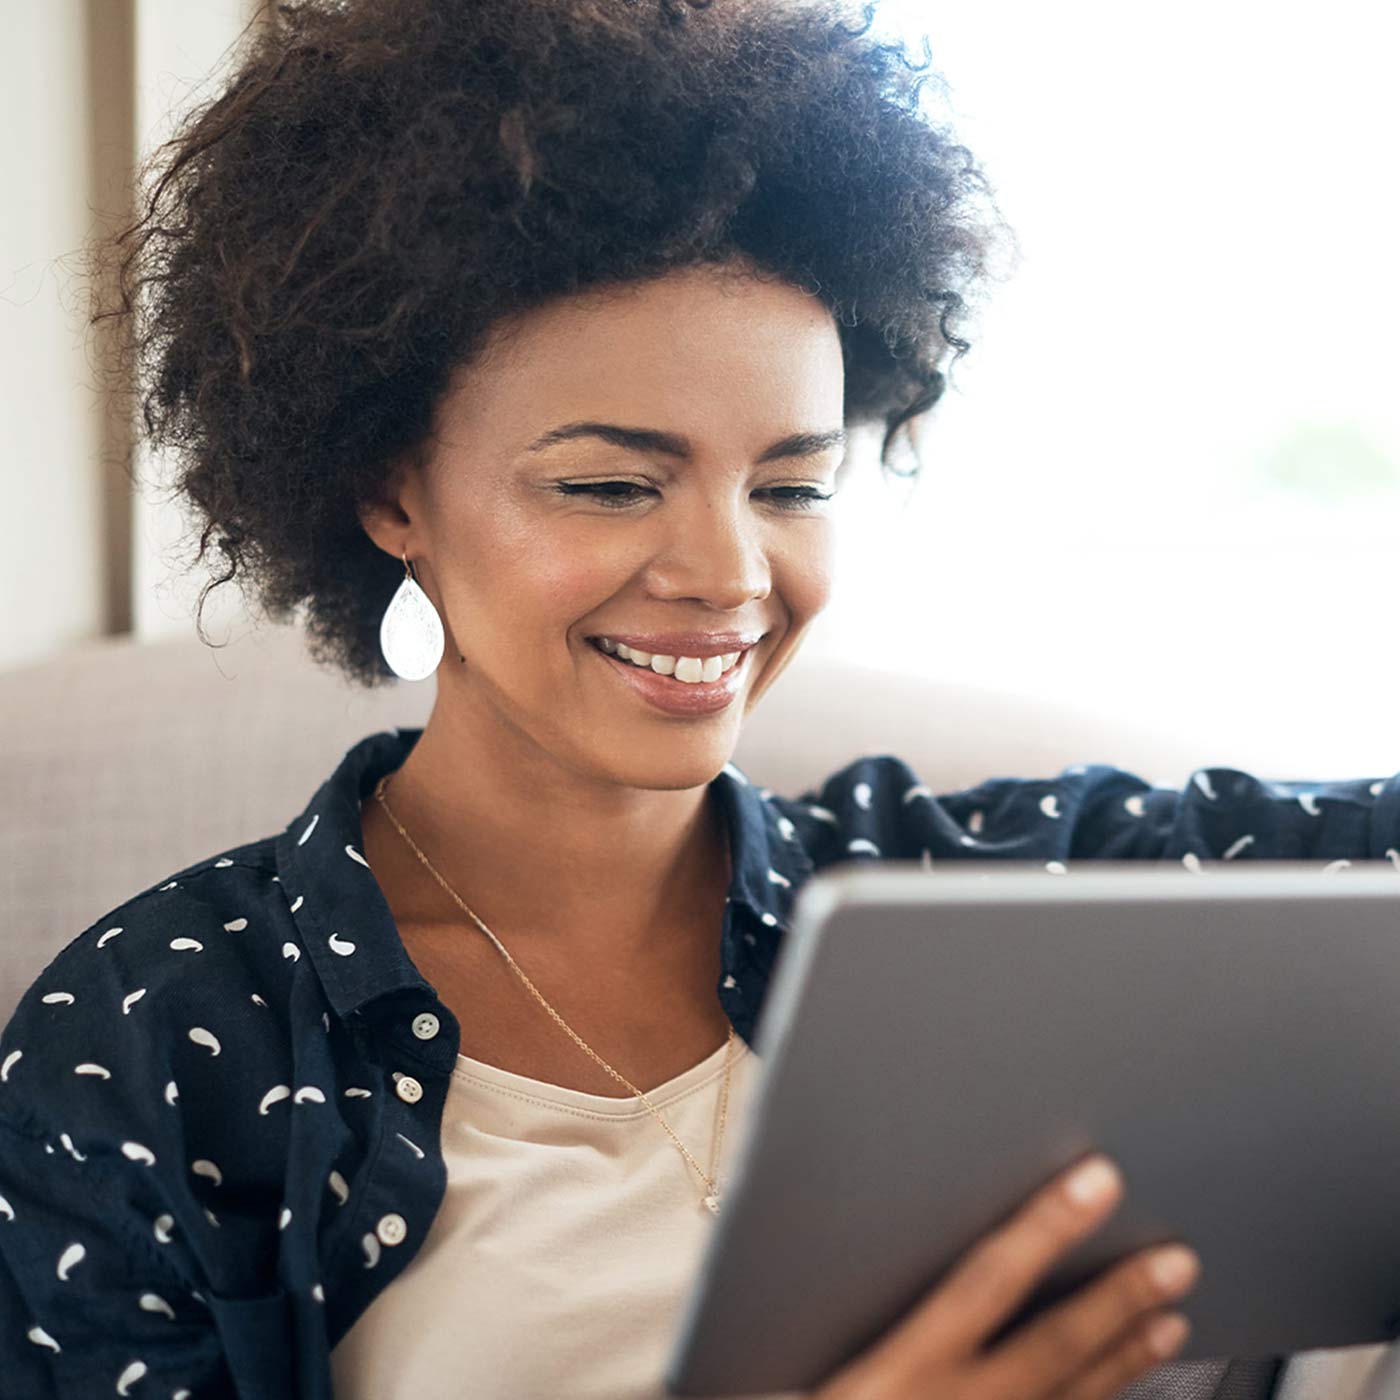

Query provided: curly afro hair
[92,0,1016,689]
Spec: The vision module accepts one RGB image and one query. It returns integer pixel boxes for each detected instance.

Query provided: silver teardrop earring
[379,550,445,681]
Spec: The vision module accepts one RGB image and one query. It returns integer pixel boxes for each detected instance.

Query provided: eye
[554,482,834,511]
[554,481,652,508]
[764,486,835,510]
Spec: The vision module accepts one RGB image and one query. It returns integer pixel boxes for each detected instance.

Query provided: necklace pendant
[702,1192,721,1214]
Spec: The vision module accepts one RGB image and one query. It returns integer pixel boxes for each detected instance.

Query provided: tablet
[664,860,1400,1396]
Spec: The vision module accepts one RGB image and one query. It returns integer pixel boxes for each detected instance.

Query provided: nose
[645,490,772,611]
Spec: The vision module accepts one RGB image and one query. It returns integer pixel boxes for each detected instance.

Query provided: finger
[979,1242,1199,1399]
[881,1153,1125,1372]
[1048,1309,1192,1400]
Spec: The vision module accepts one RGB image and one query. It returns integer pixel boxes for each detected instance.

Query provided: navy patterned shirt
[2,726,1398,1398]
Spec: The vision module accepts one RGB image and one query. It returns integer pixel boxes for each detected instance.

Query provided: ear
[357,452,420,561]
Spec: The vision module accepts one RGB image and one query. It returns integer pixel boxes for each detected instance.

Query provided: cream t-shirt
[330,1032,803,1400]
[328,1034,1394,1400]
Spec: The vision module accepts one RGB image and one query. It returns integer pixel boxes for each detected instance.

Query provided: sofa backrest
[0,624,1239,1027]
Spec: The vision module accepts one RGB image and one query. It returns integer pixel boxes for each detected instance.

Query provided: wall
[0,0,254,673]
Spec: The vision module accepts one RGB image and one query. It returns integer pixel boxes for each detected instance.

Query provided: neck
[362,708,733,960]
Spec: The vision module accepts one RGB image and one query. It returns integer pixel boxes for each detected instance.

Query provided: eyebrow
[523,421,848,463]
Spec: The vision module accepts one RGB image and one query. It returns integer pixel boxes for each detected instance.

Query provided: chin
[598,739,737,792]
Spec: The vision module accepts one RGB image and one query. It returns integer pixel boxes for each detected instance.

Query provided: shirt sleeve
[0,1108,237,1399]
[0,873,278,1399]
[783,757,1400,869]
[1054,764,1400,866]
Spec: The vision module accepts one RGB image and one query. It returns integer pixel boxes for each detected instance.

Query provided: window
[816,1,1400,776]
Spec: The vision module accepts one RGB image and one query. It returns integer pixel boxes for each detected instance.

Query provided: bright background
[4,1,1397,776]
[825,1,1400,776]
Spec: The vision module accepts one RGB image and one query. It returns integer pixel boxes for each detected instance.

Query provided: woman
[2,1,1396,1397]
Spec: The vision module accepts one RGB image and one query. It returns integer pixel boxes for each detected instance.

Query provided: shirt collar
[274,727,811,1026]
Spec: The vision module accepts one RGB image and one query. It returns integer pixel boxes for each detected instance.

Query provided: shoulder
[761,756,1086,851]
[761,753,1138,863]
[0,835,300,1147]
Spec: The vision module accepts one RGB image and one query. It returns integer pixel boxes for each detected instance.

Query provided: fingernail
[1151,1246,1199,1291]
[1148,1312,1191,1357]
[1065,1155,1121,1205]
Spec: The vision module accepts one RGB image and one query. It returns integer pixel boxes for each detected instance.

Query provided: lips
[587,637,751,678]
[585,631,766,659]
[588,636,755,716]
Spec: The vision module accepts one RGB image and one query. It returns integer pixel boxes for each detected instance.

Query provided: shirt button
[395,1075,423,1104]
[411,1012,440,1041]
[376,1213,407,1247]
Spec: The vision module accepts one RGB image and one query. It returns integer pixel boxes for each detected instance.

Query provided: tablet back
[665,861,1400,1396]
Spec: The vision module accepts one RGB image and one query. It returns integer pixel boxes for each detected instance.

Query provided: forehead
[438,265,845,453]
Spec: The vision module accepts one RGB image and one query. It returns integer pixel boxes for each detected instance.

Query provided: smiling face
[360,259,846,794]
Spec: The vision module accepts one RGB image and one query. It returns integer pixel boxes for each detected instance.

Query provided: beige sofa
[0,623,1247,1029]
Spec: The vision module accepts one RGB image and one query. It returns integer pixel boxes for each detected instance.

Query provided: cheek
[486,532,624,639]
[745,530,834,714]
[450,496,622,638]
[774,522,836,620]
[533,561,614,624]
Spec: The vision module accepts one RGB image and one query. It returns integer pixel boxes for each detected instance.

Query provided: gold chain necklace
[373,772,737,1214]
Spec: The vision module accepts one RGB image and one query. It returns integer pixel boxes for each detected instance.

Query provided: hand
[813,1153,1199,1400]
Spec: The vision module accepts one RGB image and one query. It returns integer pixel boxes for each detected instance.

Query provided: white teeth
[599,640,746,684]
